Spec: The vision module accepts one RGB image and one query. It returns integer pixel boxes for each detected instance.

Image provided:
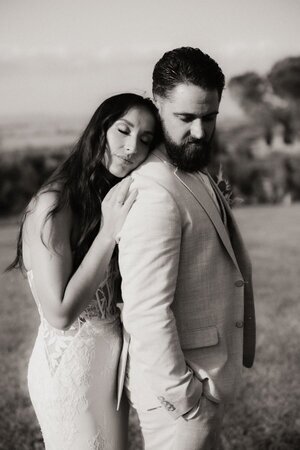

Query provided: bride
[8,93,161,449]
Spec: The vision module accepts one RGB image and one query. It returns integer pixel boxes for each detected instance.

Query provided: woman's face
[103,106,156,177]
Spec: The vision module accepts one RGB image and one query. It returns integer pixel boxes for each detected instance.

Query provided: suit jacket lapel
[174,168,241,274]
[207,172,252,273]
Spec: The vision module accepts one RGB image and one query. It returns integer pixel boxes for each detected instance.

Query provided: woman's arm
[24,177,135,330]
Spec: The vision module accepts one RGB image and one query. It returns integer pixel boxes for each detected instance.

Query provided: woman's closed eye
[118,127,130,135]
[140,136,153,146]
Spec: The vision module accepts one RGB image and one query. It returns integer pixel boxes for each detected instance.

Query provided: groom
[117,47,256,449]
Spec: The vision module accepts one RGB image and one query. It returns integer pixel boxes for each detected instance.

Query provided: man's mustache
[184,138,207,146]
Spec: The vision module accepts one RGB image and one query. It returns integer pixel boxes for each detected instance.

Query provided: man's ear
[153,95,163,113]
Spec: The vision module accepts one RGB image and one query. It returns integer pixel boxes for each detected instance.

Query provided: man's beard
[163,127,214,173]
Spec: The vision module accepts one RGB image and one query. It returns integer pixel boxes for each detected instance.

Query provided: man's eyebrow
[174,111,219,117]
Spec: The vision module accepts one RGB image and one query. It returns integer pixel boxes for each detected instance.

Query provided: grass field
[1,205,300,450]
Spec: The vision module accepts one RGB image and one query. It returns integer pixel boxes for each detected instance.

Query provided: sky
[1,0,300,119]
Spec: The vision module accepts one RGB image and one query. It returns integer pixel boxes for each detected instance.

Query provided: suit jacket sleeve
[118,174,203,418]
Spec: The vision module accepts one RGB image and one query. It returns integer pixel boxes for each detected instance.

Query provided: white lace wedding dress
[27,256,128,450]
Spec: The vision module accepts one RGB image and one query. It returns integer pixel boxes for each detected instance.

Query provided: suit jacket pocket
[180,326,218,350]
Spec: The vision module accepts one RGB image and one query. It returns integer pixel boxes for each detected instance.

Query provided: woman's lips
[116,155,134,164]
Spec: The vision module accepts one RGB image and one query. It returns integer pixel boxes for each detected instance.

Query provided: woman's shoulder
[25,186,72,235]
[36,182,64,206]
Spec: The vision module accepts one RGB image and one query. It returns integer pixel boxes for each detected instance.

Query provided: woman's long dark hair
[8,93,161,273]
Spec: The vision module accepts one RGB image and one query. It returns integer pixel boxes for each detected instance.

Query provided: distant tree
[229,69,296,145]
[0,149,66,216]
[228,72,268,105]
[221,152,288,204]
[285,154,300,201]
[268,57,300,140]
[268,57,300,101]
[228,72,275,145]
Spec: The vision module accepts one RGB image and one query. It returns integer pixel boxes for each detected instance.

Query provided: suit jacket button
[235,280,245,287]
[235,320,244,328]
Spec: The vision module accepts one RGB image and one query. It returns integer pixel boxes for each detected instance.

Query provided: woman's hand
[101,177,137,241]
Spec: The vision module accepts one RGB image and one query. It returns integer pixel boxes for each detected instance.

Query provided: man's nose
[190,119,204,140]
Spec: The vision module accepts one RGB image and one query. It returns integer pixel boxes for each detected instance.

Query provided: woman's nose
[125,137,138,154]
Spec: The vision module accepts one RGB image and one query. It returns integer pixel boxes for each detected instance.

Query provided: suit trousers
[125,368,225,450]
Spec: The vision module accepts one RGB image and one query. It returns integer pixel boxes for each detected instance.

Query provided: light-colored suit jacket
[117,147,255,418]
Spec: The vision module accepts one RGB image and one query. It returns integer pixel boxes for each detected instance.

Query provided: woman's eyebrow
[118,119,154,134]
[117,118,133,126]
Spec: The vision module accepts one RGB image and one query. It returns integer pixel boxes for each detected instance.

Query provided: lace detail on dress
[41,320,79,375]
[80,255,121,321]
[27,254,121,375]
[88,430,106,450]
[26,251,126,449]
[28,318,122,449]
[40,323,98,448]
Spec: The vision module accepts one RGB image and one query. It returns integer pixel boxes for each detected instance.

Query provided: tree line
[1,56,300,216]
